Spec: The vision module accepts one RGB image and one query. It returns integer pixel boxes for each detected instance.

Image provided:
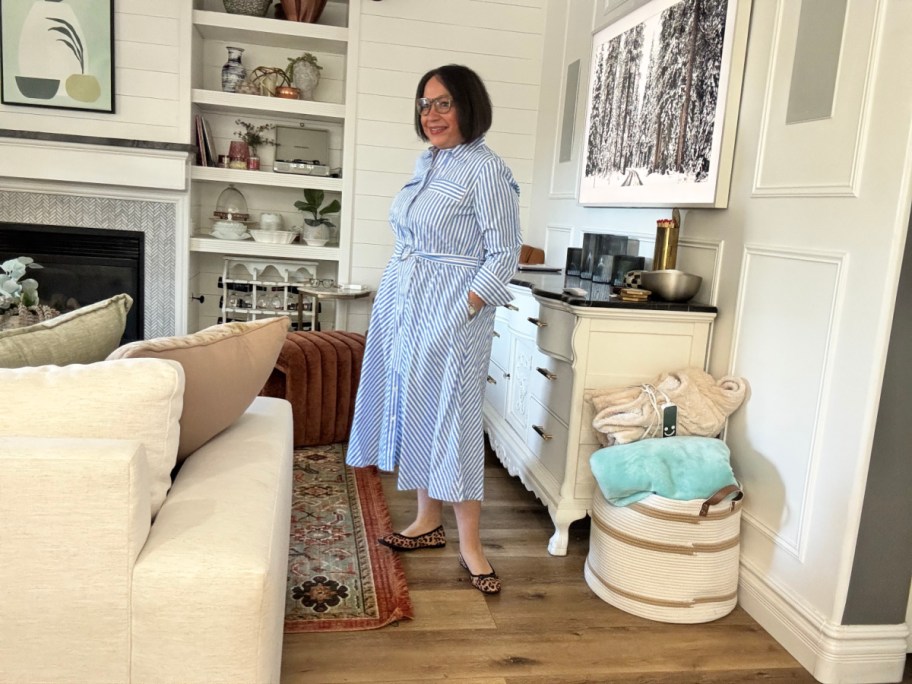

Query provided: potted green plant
[285,52,322,100]
[234,119,276,169]
[234,119,275,157]
[294,189,340,245]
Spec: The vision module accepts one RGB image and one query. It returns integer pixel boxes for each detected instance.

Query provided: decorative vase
[280,0,327,22]
[292,62,320,100]
[221,46,247,93]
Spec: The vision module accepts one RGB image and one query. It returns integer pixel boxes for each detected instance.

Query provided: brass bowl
[274,86,301,100]
[639,270,702,302]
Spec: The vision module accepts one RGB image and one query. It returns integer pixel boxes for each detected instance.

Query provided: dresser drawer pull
[486,375,497,385]
[527,317,547,328]
[533,425,553,441]
[535,367,557,381]
[504,303,519,311]
[503,372,511,379]
[492,330,501,338]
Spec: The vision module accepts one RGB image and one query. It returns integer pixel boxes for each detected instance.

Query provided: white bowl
[211,230,250,241]
[303,238,328,247]
[212,219,247,236]
[249,229,297,244]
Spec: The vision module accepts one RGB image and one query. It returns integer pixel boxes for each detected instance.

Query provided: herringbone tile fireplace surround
[0,189,178,338]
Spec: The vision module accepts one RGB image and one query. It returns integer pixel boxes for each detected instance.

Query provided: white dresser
[483,282,717,555]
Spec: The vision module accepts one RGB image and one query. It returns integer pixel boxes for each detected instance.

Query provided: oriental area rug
[284,444,414,632]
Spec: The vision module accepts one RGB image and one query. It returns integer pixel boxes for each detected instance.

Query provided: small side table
[296,286,371,331]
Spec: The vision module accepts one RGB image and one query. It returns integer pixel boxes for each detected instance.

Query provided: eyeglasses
[416,96,454,116]
[304,278,335,288]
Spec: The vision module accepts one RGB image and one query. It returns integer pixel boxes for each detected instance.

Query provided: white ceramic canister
[259,212,283,230]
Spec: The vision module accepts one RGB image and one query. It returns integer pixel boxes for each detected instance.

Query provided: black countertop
[510,269,717,313]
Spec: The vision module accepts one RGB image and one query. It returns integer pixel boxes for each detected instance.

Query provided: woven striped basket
[584,482,743,624]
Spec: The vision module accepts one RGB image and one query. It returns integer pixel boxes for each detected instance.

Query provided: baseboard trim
[738,560,909,683]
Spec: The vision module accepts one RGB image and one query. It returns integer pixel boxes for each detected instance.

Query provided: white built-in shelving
[188,0,357,332]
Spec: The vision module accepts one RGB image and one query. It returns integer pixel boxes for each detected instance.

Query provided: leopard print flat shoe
[378,524,446,551]
[459,554,502,594]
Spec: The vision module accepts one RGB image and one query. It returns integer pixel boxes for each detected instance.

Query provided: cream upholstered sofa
[0,314,294,683]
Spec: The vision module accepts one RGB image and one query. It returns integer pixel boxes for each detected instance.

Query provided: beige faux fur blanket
[585,368,750,447]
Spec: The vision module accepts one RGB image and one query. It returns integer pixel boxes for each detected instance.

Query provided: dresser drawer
[534,302,575,362]
[484,358,509,417]
[490,317,510,369]
[525,399,569,486]
[504,289,540,337]
[529,349,573,425]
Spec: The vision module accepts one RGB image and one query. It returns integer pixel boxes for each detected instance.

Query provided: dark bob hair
[414,64,493,144]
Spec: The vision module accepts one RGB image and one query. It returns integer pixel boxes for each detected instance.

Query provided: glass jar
[214,184,249,221]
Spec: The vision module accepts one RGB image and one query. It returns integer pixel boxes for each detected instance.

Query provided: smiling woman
[346,64,522,595]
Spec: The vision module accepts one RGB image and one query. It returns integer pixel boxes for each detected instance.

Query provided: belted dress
[346,136,522,502]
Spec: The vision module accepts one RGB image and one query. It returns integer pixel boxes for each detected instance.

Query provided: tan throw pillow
[0,358,184,517]
[0,293,133,368]
[108,316,290,460]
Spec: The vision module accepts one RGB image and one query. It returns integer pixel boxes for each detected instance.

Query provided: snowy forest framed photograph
[579,0,751,207]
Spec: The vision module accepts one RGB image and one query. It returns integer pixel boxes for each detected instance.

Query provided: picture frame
[0,0,115,113]
[579,0,751,208]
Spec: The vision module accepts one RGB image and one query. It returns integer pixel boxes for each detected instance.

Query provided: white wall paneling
[543,224,573,267]
[739,560,910,684]
[753,0,880,197]
[728,246,844,560]
[676,236,723,307]
[549,1,592,198]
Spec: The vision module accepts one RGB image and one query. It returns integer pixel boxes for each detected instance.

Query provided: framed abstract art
[579,0,750,207]
[0,0,115,113]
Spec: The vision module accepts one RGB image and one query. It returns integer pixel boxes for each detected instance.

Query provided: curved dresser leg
[547,509,583,556]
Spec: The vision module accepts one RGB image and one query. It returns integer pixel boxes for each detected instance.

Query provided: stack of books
[618,287,650,303]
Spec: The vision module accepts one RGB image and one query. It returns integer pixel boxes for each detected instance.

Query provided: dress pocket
[427,179,467,202]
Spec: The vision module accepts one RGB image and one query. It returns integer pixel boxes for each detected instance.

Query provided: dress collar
[428,136,486,162]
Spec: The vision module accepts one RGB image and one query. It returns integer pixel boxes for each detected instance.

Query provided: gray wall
[843,208,912,624]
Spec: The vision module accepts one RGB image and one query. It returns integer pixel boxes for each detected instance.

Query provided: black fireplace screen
[0,223,144,343]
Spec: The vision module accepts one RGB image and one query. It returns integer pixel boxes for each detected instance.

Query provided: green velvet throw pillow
[0,293,133,368]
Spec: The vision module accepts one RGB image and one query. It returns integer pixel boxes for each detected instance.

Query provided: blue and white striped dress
[346,136,522,502]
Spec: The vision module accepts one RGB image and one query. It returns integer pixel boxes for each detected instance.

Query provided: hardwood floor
[282,448,820,683]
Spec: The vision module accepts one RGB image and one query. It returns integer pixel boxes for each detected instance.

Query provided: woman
[346,64,522,594]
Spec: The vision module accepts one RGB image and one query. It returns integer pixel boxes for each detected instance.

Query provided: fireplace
[0,223,145,342]
[0,189,178,339]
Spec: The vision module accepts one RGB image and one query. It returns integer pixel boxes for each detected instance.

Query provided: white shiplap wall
[346,0,547,331]
[0,0,191,144]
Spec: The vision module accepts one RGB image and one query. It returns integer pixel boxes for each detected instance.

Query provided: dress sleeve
[469,158,522,306]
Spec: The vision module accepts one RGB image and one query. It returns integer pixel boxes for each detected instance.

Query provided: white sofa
[0,316,295,683]
[0,396,293,683]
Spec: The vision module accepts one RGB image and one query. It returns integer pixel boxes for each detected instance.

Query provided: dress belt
[399,247,479,268]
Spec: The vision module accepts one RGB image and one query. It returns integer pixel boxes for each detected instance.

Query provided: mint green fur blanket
[589,436,737,506]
